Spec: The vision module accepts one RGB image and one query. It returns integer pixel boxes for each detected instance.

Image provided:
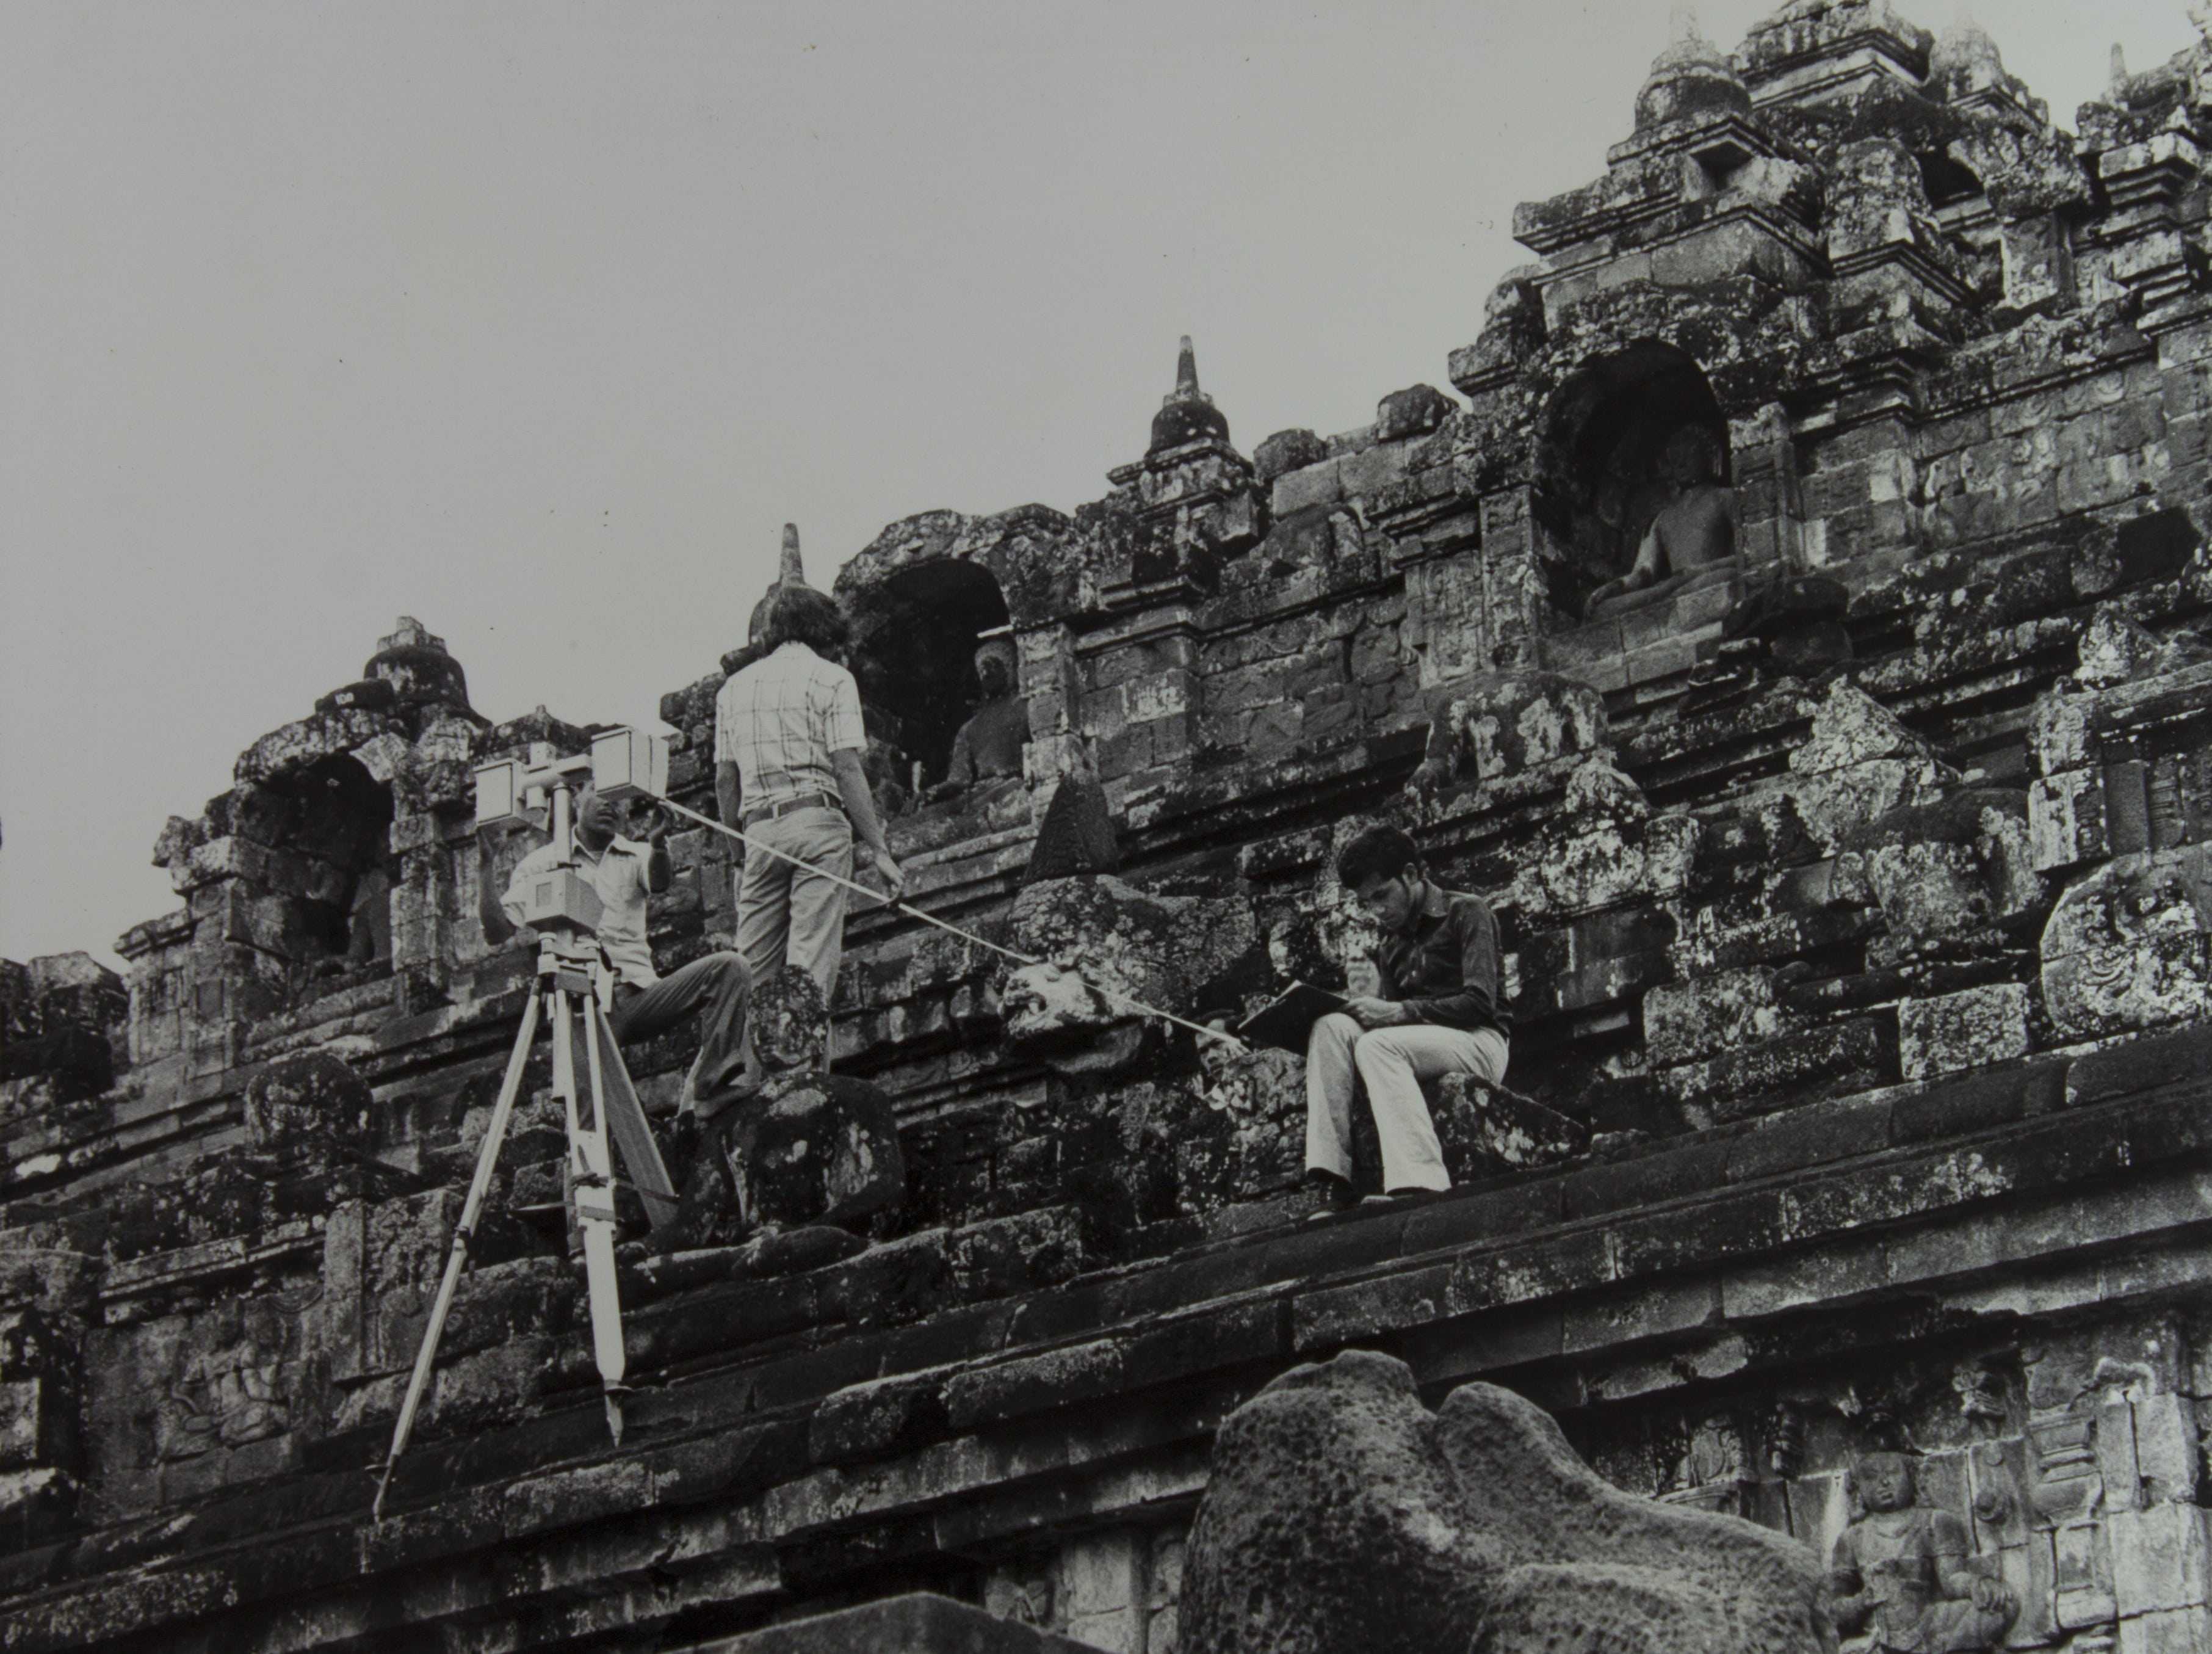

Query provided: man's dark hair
[1336,824,1420,889]
[757,586,851,659]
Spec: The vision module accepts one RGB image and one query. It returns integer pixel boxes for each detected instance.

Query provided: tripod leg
[374,985,544,1521]
[558,989,629,1443]
[588,1005,680,1235]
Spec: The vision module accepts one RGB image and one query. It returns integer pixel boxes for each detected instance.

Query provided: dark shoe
[1303,1170,1360,1224]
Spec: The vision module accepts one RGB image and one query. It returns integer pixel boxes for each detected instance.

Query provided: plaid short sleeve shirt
[714,642,868,811]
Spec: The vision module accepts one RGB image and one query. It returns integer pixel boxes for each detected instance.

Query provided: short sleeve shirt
[714,642,867,811]
[503,835,658,987]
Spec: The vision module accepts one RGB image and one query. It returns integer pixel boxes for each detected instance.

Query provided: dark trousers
[610,951,751,1115]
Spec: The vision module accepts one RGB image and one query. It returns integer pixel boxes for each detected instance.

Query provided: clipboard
[1234,981,1351,1055]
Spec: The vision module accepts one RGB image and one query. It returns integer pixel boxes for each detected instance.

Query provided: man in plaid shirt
[714,584,904,1007]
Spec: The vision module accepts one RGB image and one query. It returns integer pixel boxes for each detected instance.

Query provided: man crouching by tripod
[1306,825,1509,1219]
[480,785,754,1120]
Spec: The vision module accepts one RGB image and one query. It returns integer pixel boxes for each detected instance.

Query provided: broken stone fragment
[1181,1349,1829,1654]
[1254,428,1328,482]
[2072,602,2212,689]
[1375,384,1455,443]
[1,953,128,1111]
[1835,788,2044,952]
[1511,756,1700,919]
[1782,680,1961,852]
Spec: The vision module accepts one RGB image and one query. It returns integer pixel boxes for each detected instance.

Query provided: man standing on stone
[715,583,905,1007]
[1306,825,1509,1216]
[925,633,1028,803]
[480,784,753,1119]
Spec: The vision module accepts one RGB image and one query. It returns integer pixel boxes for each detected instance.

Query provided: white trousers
[1305,1014,1510,1193]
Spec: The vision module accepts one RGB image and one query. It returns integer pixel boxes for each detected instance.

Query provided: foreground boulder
[1181,1349,1832,1654]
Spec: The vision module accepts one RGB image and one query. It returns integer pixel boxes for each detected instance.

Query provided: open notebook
[1234,981,1351,1055]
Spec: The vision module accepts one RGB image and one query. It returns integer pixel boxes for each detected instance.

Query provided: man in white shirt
[482,783,753,1120]
[715,584,903,1006]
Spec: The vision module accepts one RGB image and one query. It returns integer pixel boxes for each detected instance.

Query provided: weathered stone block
[1656,1019,1892,1125]
[944,1338,1126,1428]
[1406,669,1607,800]
[2107,1503,2212,1615]
[1374,385,1454,442]
[1897,984,2031,1081]
[2029,769,2108,872]
[1254,428,1328,482]
[2041,848,2212,1039]
[723,1073,904,1235]
[808,1375,947,1468]
[1270,460,1343,517]
[1434,1074,1588,1172]
[1,953,125,1107]
[1643,968,1786,1067]
[725,1594,1090,1653]
[243,1052,375,1170]
[2136,1391,2201,1506]
[1511,758,1701,920]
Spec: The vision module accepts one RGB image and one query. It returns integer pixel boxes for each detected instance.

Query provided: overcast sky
[3,1,2201,968]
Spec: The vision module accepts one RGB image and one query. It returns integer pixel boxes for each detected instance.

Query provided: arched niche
[227,753,397,985]
[844,559,1015,792]
[1534,342,1732,618]
[1917,149,1984,210]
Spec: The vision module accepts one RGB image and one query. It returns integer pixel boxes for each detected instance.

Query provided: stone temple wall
[9,4,2212,1649]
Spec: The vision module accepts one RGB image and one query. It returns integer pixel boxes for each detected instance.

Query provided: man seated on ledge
[481,784,754,1121]
[1307,825,1510,1218]
[1585,424,1738,619]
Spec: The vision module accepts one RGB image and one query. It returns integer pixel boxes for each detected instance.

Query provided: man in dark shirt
[1307,824,1510,1213]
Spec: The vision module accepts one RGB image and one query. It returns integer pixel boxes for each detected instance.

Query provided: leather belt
[741,793,839,828]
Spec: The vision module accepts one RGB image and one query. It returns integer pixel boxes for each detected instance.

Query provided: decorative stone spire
[1173,336,1202,401]
[1147,335,1231,454]
[1109,334,1259,558]
[364,616,471,714]
[1633,7,1751,131]
[2109,42,2129,98]
[747,523,812,645]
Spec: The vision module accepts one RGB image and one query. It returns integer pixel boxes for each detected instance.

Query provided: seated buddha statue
[925,636,1028,805]
[1585,425,1741,620]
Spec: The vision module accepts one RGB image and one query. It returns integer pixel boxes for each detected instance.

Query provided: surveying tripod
[372,769,679,1522]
